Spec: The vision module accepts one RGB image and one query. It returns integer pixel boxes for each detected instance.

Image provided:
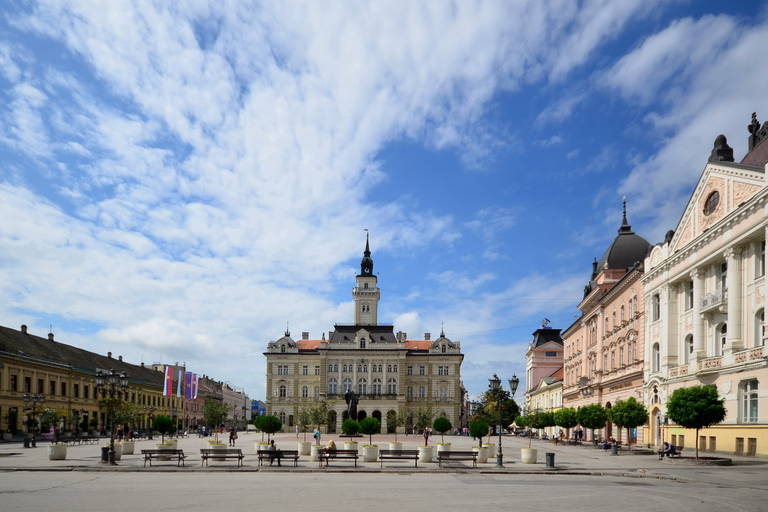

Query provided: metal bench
[659,446,684,459]
[437,450,478,468]
[141,449,188,467]
[200,448,245,467]
[379,449,419,468]
[318,449,359,467]
[257,449,300,467]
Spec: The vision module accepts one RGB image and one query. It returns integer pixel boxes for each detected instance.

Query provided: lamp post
[144,405,157,439]
[22,393,45,448]
[488,375,504,467]
[72,408,81,439]
[95,368,130,465]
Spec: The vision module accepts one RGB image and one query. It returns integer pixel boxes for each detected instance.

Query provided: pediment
[669,162,765,254]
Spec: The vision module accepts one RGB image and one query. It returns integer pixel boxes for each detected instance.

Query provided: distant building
[525,326,563,414]
[264,236,464,433]
[526,366,563,438]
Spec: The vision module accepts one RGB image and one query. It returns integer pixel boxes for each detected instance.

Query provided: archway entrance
[372,410,382,431]
[653,407,662,446]
[357,410,367,422]
[386,410,397,434]
[328,411,337,433]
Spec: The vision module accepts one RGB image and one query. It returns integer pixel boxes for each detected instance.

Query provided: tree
[554,407,579,438]
[667,385,726,459]
[433,416,452,444]
[259,415,283,442]
[309,400,336,434]
[414,404,436,435]
[296,406,313,443]
[3,408,18,435]
[478,387,520,433]
[608,397,648,452]
[40,408,66,443]
[152,415,175,443]
[386,410,408,442]
[523,410,549,448]
[576,403,608,443]
[114,401,142,437]
[359,417,381,445]
[202,400,234,442]
[342,418,359,437]
[469,419,489,448]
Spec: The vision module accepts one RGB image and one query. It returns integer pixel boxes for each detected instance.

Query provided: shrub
[342,418,360,437]
[359,417,381,445]
[259,415,283,442]
[469,419,489,448]
[433,416,452,443]
[152,415,174,443]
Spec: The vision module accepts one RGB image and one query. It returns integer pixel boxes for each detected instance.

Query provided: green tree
[576,403,608,443]
[433,416,452,444]
[386,410,408,442]
[523,410,550,448]
[359,417,381,445]
[3,408,18,435]
[414,404,436,436]
[342,418,360,437]
[259,415,283,442]
[152,415,175,444]
[296,406,313,442]
[608,397,649,452]
[39,408,66,443]
[478,387,520,433]
[554,407,579,438]
[114,401,143,437]
[252,415,265,441]
[667,385,726,459]
[202,400,235,442]
[309,400,336,434]
[469,419,489,448]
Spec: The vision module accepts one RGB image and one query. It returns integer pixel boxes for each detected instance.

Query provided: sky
[2,1,768,403]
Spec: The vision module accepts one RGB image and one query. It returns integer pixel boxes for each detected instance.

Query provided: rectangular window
[302,366,308,375]
[10,374,17,391]
[720,262,728,291]
[545,351,556,357]
[438,366,443,376]
[73,383,79,398]
[407,366,413,375]
[24,376,31,392]
[315,366,320,375]
[652,293,660,321]
[619,348,624,366]
[37,379,44,393]
[685,281,694,310]
[61,382,67,396]
[709,436,716,452]
[49,381,56,395]
[419,366,425,376]
[328,365,333,373]
[758,241,766,278]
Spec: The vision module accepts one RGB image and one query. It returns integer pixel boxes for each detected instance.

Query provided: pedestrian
[296,425,299,438]
[229,426,237,446]
[423,427,429,446]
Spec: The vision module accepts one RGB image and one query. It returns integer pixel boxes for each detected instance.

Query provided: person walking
[229,426,237,446]
[295,425,299,438]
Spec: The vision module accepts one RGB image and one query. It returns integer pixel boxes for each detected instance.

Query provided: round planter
[484,443,495,457]
[297,441,311,456]
[437,443,451,454]
[121,440,135,455]
[105,443,122,461]
[343,441,358,451]
[473,446,489,463]
[310,444,323,462]
[362,445,379,462]
[255,441,269,454]
[521,447,538,464]
[48,443,67,460]
[207,439,225,448]
[418,445,434,463]
[163,439,178,450]
[389,441,403,451]
[206,443,228,464]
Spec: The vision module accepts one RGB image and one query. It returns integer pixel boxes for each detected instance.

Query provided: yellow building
[526,366,563,437]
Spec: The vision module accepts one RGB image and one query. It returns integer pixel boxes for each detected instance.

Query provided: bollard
[545,452,555,468]
[611,444,619,456]
[101,446,110,462]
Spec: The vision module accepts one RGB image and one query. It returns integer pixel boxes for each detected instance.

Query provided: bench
[141,449,188,467]
[257,449,300,467]
[658,446,684,459]
[437,450,478,468]
[318,449,359,467]
[200,448,245,467]
[379,449,419,468]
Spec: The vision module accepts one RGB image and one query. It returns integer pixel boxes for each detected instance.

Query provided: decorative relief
[749,347,764,360]
[757,285,765,305]
[735,351,747,364]
[679,366,688,376]
[698,177,725,234]
[733,181,762,208]
[676,219,693,251]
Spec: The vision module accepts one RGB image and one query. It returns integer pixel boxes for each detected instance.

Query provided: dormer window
[441,345,446,353]
[360,338,366,349]
[281,345,285,353]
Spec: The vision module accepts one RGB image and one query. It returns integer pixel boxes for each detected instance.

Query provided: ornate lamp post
[488,373,520,468]
[95,369,129,465]
[22,393,45,448]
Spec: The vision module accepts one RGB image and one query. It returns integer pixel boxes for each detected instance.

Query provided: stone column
[691,268,705,358]
[725,246,744,352]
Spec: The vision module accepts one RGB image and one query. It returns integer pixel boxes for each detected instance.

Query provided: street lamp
[144,405,157,439]
[72,408,82,439]
[488,374,504,468]
[22,393,45,448]
[95,368,130,465]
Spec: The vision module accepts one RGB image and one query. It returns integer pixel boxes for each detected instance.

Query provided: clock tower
[353,234,380,325]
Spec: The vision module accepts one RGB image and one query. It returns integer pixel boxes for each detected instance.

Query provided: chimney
[424,333,431,341]
[48,333,54,341]
[108,352,112,358]
[302,332,309,340]
[119,355,123,362]
[21,325,27,333]
[141,362,145,367]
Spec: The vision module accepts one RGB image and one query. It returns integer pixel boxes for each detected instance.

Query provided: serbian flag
[177,368,183,398]
[185,372,198,400]
[163,366,172,396]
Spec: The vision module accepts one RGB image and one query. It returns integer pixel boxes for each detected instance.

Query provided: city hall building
[264,237,465,434]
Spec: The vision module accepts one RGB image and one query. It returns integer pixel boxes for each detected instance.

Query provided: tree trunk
[695,428,699,460]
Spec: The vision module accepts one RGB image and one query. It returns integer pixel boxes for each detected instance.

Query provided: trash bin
[611,444,619,456]
[101,446,110,462]
[545,452,555,468]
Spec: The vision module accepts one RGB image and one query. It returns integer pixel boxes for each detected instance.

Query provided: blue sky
[2,1,767,402]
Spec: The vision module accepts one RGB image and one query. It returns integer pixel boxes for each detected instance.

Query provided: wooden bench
[318,449,359,467]
[141,449,188,467]
[437,450,478,468]
[200,448,245,467]
[256,449,300,467]
[379,449,419,468]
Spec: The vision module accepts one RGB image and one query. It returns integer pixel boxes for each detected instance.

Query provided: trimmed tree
[152,415,174,444]
[576,403,608,443]
[202,400,234,443]
[469,419,489,448]
[386,410,408,442]
[309,400,336,435]
[666,385,726,459]
[297,406,313,443]
[608,397,648,452]
[415,404,436,438]
[259,415,283,442]
[359,417,381,445]
[433,416,452,444]
[342,418,360,437]
[554,407,579,439]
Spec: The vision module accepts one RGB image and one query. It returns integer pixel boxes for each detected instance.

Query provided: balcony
[700,289,727,313]
[697,356,723,374]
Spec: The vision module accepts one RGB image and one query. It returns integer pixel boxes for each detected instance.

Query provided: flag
[177,368,183,398]
[186,372,198,400]
[163,366,172,396]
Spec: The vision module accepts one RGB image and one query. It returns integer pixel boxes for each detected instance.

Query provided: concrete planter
[389,441,403,451]
[48,443,67,460]
[484,443,495,458]
[418,445,434,462]
[163,439,178,450]
[343,441,358,451]
[437,443,451,454]
[121,440,135,455]
[521,447,538,464]
[297,441,311,455]
[206,443,228,464]
[362,445,379,462]
[207,439,224,448]
[105,443,122,461]
[310,444,323,462]
[255,441,269,454]
[473,446,489,463]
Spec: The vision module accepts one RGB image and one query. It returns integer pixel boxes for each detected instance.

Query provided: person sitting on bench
[268,439,281,466]
[662,442,676,457]
[321,439,337,467]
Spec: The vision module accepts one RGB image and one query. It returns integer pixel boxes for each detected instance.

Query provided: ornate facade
[264,237,465,433]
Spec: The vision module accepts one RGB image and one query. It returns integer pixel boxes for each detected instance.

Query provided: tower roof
[359,233,374,276]
[596,200,650,272]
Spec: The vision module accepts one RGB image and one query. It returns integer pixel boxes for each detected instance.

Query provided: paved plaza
[1,433,767,511]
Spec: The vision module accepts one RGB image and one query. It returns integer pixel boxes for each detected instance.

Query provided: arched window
[684,335,693,364]
[328,378,338,395]
[755,309,764,347]
[652,343,660,373]
[418,386,425,398]
[372,378,382,394]
[741,380,759,423]
[612,311,616,328]
[620,306,625,323]
[442,344,446,353]
[360,337,366,349]
[357,378,367,395]
[406,386,413,398]
[279,412,286,424]
[718,324,727,355]
[387,378,397,394]
[302,386,308,398]
[343,378,352,393]
[279,385,286,398]
[314,386,320,398]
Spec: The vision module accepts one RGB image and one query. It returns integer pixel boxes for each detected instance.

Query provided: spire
[360,231,374,276]
[285,322,290,337]
[618,196,634,234]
